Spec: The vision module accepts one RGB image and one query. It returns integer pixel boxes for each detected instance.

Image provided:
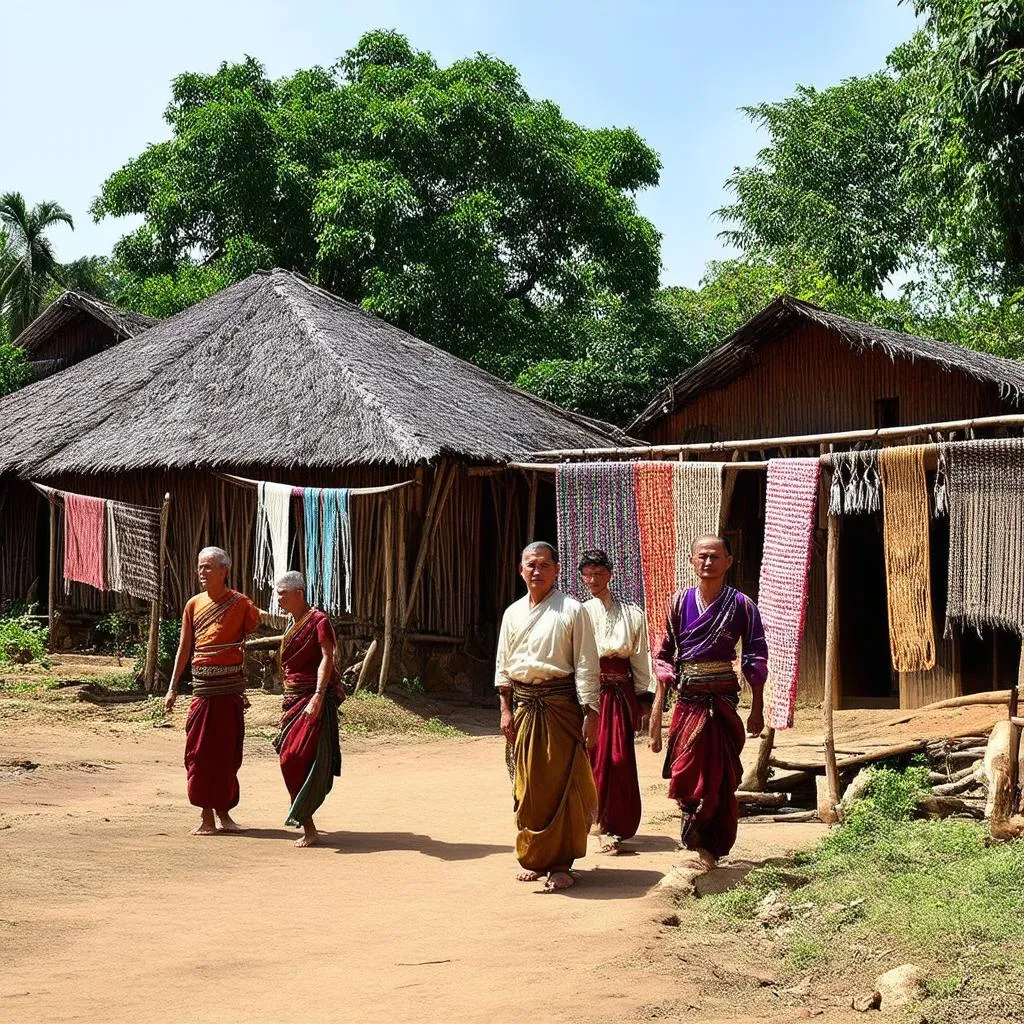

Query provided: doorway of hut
[838,514,896,708]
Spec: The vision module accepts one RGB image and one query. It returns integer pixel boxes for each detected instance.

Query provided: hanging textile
[758,458,820,730]
[827,450,882,515]
[64,493,107,591]
[304,487,352,615]
[107,501,161,602]
[943,438,1024,637]
[554,462,645,607]
[255,481,293,610]
[670,463,724,588]
[878,447,935,672]
[635,462,677,655]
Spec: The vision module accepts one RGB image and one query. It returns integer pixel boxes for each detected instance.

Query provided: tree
[900,0,1024,295]
[93,32,662,377]
[717,73,922,293]
[0,193,74,339]
[58,255,122,301]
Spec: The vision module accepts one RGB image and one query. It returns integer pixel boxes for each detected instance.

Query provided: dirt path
[1,710,834,1024]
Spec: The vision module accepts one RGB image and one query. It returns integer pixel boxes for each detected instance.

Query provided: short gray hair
[198,546,231,568]
[521,541,559,563]
[275,570,306,592]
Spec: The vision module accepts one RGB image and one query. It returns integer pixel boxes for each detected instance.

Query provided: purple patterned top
[654,586,768,689]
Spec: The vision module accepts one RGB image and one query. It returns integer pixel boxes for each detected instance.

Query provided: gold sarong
[512,678,598,872]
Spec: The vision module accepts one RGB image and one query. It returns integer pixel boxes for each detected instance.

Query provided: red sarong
[663,691,745,859]
[590,656,642,841]
[184,694,245,810]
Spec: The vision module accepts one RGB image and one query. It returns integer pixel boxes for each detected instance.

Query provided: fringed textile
[255,481,292,612]
[879,446,935,671]
[943,439,1024,637]
[670,463,724,588]
[64,493,107,591]
[635,462,676,656]
[758,458,820,730]
[827,450,882,516]
[107,501,161,601]
[323,489,352,615]
[304,487,325,609]
[555,462,645,606]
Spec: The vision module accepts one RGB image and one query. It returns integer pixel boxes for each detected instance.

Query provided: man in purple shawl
[650,535,768,867]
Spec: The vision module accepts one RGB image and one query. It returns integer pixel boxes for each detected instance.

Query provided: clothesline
[216,473,416,497]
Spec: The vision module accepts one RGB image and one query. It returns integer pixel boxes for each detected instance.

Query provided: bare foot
[215,812,244,833]
[543,871,575,892]
[295,833,319,848]
[190,822,218,836]
[598,838,622,855]
[516,869,542,882]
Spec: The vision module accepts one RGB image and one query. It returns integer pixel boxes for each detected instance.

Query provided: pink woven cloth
[758,459,820,729]
[64,493,107,591]
[635,462,676,656]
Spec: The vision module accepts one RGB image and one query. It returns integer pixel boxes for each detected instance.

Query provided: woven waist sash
[677,659,738,697]
[599,655,632,687]
[284,674,318,695]
[511,676,577,706]
[191,661,247,697]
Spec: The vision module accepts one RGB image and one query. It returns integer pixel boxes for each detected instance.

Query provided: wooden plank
[820,511,841,823]
[47,498,57,640]
[144,493,172,692]
[377,499,396,694]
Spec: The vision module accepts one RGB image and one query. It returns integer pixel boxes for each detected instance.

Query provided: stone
[851,990,882,1012]
[875,964,926,1013]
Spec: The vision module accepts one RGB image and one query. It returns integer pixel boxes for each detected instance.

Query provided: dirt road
[1,707,830,1024]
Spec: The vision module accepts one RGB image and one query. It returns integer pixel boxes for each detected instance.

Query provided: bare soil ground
[0,669,1004,1024]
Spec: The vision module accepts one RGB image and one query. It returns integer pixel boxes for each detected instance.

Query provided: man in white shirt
[495,541,600,891]
[580,549,655,854]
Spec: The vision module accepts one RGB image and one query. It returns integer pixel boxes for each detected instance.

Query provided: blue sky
[0,0,918,288]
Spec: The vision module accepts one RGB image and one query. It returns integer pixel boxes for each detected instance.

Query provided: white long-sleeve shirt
[494,589,601,709]
[582,596,655,696]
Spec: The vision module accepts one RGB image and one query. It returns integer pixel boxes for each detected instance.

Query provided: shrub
[0,613,49,666]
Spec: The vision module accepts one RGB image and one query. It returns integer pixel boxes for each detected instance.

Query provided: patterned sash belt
[676,659,739,703]
[599,655,632,688]
[511,676,577,707]
[284,674,318,695]
[191,661,247,697]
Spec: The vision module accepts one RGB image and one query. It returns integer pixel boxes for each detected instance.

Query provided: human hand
[304,693,325,718]
[583,709,599,752]
[500,708,516,743]
[242,693,251,711]
[164,691,177,714]
[649,715,663,753]
[746,707,764,738]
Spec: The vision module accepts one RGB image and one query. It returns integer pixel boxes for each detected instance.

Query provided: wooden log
[47,497,57,640]
[916,794,985,820]
[739,727,776,792]
[742,810,818,824]
[771,739,929,774]
[932,772,983,797]
[820,510,841,823]
[244,635,287,650]
[378,499,396,694]
[144,493,172,693]
[354,638,379,693]
[883,690,1012,726]
[736,791,790,807]
[526,471,538,543]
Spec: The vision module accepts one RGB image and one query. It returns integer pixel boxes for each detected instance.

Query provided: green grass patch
[340,691,464,737]
[698,765,1024,1016]
[0,676,59,696]
[0,614,49,668]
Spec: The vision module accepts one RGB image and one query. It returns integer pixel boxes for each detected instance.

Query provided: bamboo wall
[29,315,120,364]
[643,323,1007,446]
[2,461,530,689]
[638,324,1018,709]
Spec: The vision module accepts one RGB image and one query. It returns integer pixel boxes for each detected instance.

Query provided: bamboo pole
[377,498,396,694]
[402,462,457,631]
[47,497,57,640]
[1009,653,1022,815]
[144,493,172,692]
[526,411,1024,461]
[526,472,538,542]
[217,472,415,497]
[509,460,770,473]
[820,511,841,823]
[740,727,776,792]
[354,638,379,693]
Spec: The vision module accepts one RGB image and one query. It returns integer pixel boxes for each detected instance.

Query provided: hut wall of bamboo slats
[630,296,1024,711]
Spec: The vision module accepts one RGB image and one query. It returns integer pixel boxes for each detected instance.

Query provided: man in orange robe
[165,547,261,835]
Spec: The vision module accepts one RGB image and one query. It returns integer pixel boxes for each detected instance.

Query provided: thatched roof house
[14,290,157,381]
[631,294,1024,440]
[0,269,628,696]
[629,293,1024,712]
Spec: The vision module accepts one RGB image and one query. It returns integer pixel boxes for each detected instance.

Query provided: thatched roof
[630,294,1024,434]
[0,269,630,475]
[15,290,157,354]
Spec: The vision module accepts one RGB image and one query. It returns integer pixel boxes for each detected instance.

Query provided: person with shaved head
[165,546,261,835]
[650,535,768,870]
[495,541,600,892]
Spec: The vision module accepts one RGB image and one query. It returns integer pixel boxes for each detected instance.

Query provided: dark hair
[690,534,733,557]
[578,549,613,573]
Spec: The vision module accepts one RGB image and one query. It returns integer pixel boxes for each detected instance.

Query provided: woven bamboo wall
[642,323,1006,445]
[28,315,119,364]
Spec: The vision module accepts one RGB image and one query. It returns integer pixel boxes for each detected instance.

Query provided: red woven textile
[758,459,820,730]
[184,694,245,811]
[635,463,676,656]
[63,493,106,591]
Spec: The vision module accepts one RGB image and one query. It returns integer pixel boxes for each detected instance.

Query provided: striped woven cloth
[64,493,107,592]
[758,458,820,730]
[106,501,161,601]
[635,463,677,655]
[555,462,645,607]
[671,463,724,588]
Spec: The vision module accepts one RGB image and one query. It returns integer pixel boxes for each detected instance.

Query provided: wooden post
[377,498,396,694]
[144,493,172,693]
[526,471,538,542]
[820,511,841,823]
[354,638,379,693]
[740,727,776,793]
[1009,653,1022,815]
[402,462,456,631]
[47,497,58,642]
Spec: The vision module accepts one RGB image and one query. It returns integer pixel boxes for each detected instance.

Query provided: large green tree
[94,31,661,378]
[0,192,74,339]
